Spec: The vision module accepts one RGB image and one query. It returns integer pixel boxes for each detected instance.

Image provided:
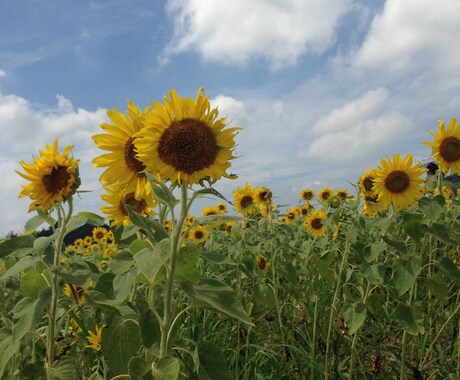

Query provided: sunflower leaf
[145,172,178,207]
[191,187,231,203]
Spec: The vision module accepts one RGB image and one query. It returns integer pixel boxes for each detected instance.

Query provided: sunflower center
[240,196,253,209]
[120,193,147,216]
[311,218,323,230]
[124,137,146,173]
[257,256,267,270]
[42,166,71,194]
[321,192,330,200]
[385,170,410,193]
[195,230,204,239]
[158,118,219,174]
[439,136,460,162]
[363,177,374,191]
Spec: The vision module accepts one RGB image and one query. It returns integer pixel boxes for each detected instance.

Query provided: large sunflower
[17,140,80,212]
[100,187,155,227]
[423,118,460,174]
[304,209,327,237]
[233,183,256,215]
[93,100,153,200]
[373,154,425,212]
[134,88,240,185]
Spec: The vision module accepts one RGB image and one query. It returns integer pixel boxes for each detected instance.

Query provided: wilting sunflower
[304,209,327,237]
[318,187,333,203]
[17,140,80,212]
[86,325,104,351]
[233,183,256,215]
[100,187,155,226]
[359,168,377,197]
[187,225,209,243]
[134,88,240,185]
[373,154,425,212]
[423,118,460,174]
[93,101,153,200]
[300,188,315,201]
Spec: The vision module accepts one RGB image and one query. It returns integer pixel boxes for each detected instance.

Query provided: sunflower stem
[46,198,73,372]
[159,185,188,358]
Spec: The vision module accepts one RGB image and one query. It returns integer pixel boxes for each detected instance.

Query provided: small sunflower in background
[134,88,240,185]
[187,225,209,244]
[359,168,377,197]
[318,187,333,203]
[423,117,460,174]
[17,140,80,212]
[304,209,327,237]
[256,255,270,273]
[299,188,315,202]
[86,325,104,351]
[92,227,108,243]
[201,205,220,216]
[373,154,425,212]
[216,202,227,214]
[225,221,237,236]
[254,186,272,206]
[361,194,381,217]
[335,188,349,202]
[300,202,311,217]
[233,183,256,215]
[93,101,154,200]
[285,207,300,224]
[100,187,155,226]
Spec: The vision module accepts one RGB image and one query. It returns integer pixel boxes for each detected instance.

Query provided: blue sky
[1,0,460,234]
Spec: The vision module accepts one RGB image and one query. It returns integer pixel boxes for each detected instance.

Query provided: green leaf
[201,251,236,265]
[439,257,460,285]
[343,303,367,335]
[125,204,169,242]
[196,341,232,380]
[128,357,153,380]
[137,300,161,351]
[101,318,142,375]
[52,261,95,286]
[194,214,244,225]
[175,244,201,283]
[426,277,450,304]
[73,211,105,226]
[121,224,140,240]
[0,255,39,281]
[191,187,230,203]
[13,287,51,342]
[382,236,407,254]
[20,269,48,298]
[145,172,178,208]
[134,238,170,284]
[0,235,34,259]
[363,241,386,263]
[418,195,445,220]
[110,251,134,274]
[48,356,77,380]
[393,256,422,296]
[87,271,136,306]
[362,262,386,286]
[401,212,424,241]
[178,278,253,325]
[152,356,180,380]
[394,303,424,335]
[24,214,48,232]
[426,223,451,243]
[33,232,58,256]
[0,328,20,378]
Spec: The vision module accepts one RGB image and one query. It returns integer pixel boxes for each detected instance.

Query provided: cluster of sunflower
[232,183,274,219]
[92,88,240,226]
[356,118,460,216]
[63,226,117,270]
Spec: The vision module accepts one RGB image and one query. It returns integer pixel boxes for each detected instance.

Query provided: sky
[1,0,460,235]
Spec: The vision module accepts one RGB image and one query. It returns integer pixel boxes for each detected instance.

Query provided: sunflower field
[0,88,459,379]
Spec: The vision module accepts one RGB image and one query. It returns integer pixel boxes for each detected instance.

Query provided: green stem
[399,284,416,380]
[47,198,73,370]
[310,294,319,379]
[159,185,188,358]
[324,243,350,380]
[348,282,372,380]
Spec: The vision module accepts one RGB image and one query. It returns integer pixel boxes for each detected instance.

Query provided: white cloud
[353,0,460,86]
[0,69,5,78]
[311,87,388,133]
[300,111,414,163]
[162,0,352,69]
[0,92,107,234]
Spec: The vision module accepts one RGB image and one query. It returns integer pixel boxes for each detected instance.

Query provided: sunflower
[299,189,315,201]
[285,207,300,224]
[327,194,342,209]
[185,214,195,225]
[423,118,460,174]
[17,140,80,212]
[361,194,381,217]
[335,188,349,201]
[373,154,425,212]
[86,325,104,351]
[64,283,87,304]
[100,187,155,226]
[300,202,311,216]
[318,187,333,203]
[92,227,108,243]
[256,255,270,273]
[187,225,209,243]
[134,88,240,185]
[254,186,272,206]
[233,183,256,215]
[304,209,327,237]
[216,202,227,214]
[201,205,220,216]
[225,221,237,235]
[92,101,153,200]
[359,168,377,197]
